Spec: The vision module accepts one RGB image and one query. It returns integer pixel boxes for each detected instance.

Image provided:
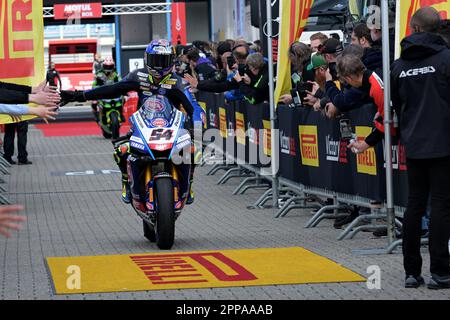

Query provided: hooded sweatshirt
[391,32,450,159]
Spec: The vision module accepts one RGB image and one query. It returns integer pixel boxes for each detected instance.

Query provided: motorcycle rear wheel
[154,178,175,250]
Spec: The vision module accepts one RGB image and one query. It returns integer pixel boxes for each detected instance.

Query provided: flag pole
[266,0,279,209]
[381,0,395,245]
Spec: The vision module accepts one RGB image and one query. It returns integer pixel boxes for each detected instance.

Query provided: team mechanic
[60,39,206,204]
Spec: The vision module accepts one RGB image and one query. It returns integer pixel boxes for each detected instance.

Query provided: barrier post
[266,0,279,209]
[381,0,396,246]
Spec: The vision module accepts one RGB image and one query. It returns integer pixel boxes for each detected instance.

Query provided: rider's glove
[60,90,86,106]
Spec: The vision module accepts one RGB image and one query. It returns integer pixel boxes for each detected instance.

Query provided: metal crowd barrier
[0,148,11,205]
[197,91,413,254]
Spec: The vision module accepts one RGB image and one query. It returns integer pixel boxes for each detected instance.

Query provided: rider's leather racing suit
[70,68,205,202]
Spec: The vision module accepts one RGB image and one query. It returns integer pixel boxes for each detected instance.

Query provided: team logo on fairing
[151,118,169,127]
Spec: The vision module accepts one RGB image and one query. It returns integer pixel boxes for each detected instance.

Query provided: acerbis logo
[399,66,436,78]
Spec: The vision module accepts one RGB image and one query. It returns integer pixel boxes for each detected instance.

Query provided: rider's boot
[92,103,99,123]
[186,178,195,205]
[121,175,131,204]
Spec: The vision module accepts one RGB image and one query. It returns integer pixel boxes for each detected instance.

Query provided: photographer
[184,51,240,94]
[301,54,340,118]
[186,48,217,81]
[234,53,269,105]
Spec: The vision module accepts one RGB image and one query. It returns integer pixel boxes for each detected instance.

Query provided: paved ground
[1,123,449,300]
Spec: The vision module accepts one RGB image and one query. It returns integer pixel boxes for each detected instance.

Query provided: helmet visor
[103,64,114,71]
[146,53,174,71]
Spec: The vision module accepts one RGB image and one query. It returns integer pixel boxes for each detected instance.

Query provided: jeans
[403,156,450,277]
[3,121,29,162]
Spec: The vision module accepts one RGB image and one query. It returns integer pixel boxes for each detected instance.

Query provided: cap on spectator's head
[306,54,328,71]
[320,38,343,55]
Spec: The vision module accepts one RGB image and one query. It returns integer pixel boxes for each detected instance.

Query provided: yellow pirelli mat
[46,247,365,294]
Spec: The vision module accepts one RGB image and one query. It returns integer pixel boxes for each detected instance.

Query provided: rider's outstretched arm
[84,79,139,101]
[61,78,139,104]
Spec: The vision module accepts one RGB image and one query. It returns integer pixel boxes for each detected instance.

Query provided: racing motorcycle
[116,95,192,250]
[97,97,124,140]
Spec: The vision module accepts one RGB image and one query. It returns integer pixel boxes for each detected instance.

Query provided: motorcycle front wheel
[154,178,175,250]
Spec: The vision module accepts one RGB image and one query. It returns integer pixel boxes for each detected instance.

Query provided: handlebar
[112,132,132,145]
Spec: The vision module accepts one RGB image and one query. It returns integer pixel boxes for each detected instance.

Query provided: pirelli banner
[0,0,45,124]
[197,92,271,168]
[278,104,408,207]
[197,92,408,207]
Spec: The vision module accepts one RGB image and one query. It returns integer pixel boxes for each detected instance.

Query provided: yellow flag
[274,0,315,105]
[395,0,450,58]
[0,0,45,124]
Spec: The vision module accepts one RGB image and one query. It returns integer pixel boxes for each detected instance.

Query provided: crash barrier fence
[0,125,11,205]
[196,91,409,241]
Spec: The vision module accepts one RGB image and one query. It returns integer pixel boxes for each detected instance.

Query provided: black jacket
[197,70,240,93]
[195,58,217,81]
[239,63,270,105]
[0,81,31,104]
[362,47,383,76]
[391,32,450,159]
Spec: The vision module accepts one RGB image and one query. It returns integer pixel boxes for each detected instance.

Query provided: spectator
[319,38,343,80]
[0,104,57,123]
[279,42,314,105]
[234,52,269,105]
[3,121,31,165]
[46,62,62,90]
[0,205,25,238]
[324,45,380,115]
[215,41,233,70]
[310,32,328,53]
[93,53,103,74]
[0,80,60,106]
[367,8,396,63]
[192,40,216,66]
[352,23,383,75]
[390,7,450,290]
[187,48,217,81]
[299,54,328,109]
[335,54,385,151]
[184,51,240,94]
[232,42,250,65]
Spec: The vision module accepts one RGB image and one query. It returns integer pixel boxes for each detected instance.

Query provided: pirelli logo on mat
[130,252,257,285]
[45,247,364,294]
[299,125,319,167]
[355,126,377,176]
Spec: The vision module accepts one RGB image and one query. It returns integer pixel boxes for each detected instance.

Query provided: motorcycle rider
[61,40,205,204]
[91,57,121,123]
